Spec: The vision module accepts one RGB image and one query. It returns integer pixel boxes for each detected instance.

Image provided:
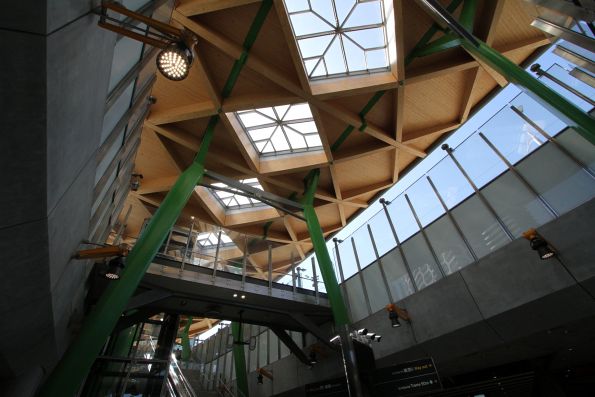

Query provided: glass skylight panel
[196,231,233,248]
[285,0,390,79]
[236,103,323,155]
[211,178,267,209]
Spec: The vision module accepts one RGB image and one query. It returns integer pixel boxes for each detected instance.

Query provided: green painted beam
[458,0,477,30]
[38,117,219,397]
[405,0,464,65]
[303,170,350,326]
[221,0,273,100]
[460,40,595,145]
[181,316,193,361]
[330,90,386,152]
[413,34,461,58]
[232,322,249,397]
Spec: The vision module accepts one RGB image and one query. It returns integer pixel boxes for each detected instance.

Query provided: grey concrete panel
[48,158,94,290]
[0,3,46,34]
[0,30,46,229]
[460,236,576,319]
[0,219,50,314]
[47,1,100,35]
[0,293,57,376]
[538,198,595,283]
[2,364,44,397]
[420,321,503,363]
[46,13,114,213]
[487,285,595,341]
[398,272,484,342]
[353,307,419,360]
[269,355,299,395]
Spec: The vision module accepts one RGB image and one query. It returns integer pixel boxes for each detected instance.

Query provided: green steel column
[302,170,350,326]
[231,322,249,397]
[181,316,193,362]
[38,116,219,397]
[460,40,595,145]
[303,169,364,397]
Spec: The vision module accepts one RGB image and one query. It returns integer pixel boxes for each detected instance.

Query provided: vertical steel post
[426,176,479,262]
[212,229,222,281]
[180,220,194,273]
[366,224,395,302]
[414,0,595,145]
[163,227,174,254]
[404,194,447,277]
[268,243,273,295]
[291,251,297,296]
[478,132,559,217]
[441,144,515,240]
[231,322,249,397]
[333,238,353,316]
[510,105,595,178]
[38,116,219,397]
[303,169,364,397]
[379,199,418,293]
[350,237,373,315]
[311,257,320,304]
[242,235,248,290]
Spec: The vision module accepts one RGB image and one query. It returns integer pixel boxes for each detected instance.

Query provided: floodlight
[105,256,125,280]
[157,42,193,81]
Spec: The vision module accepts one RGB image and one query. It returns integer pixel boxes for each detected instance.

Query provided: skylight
[211,178,267,209]
[196,231,233,248]
[236,103,323,155]
[285,0,390,79]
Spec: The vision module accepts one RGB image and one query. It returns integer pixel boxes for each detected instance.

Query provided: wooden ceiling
[117,0,549,277]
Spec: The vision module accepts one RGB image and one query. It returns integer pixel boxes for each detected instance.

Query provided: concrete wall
[0,1,114,392]
[247,198,595,396]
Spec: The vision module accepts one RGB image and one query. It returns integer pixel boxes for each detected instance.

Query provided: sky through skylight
[211,178,267,209]
[236,103,323,155]
[285,0,390,79]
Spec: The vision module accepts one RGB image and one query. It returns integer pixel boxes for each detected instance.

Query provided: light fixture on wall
[157,42,193,81]
[257,373,263,384]
[386,304,410,328]
[309,351,318,365]
[522,228,556,260]
[97,2,197,81]
[105,256,126,280]
[130,173,143,191]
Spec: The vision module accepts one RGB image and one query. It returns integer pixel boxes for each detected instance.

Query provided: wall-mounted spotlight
[373,335,382,342]
[157,42,193,81]
[386,304,410,328]
[257,368,273,383]
[105,256,126,280]
[379,198,390,205]
[130,173,143,191]
[522,228,556,260]
[97,2,197,82]
[309,351,318,365]
[357,328,368,335]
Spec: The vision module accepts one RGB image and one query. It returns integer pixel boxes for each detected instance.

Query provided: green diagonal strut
[39,1,273,395]
[302,170,349,326]
[231,322,249,397]
[38,116,219,397]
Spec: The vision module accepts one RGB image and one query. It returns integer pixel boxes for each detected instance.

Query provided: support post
[303,169,364,397]
[414,0,595,146]
[38,116,219,397]
[231,322,249,397]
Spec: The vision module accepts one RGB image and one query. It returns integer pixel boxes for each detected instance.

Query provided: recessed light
[233,293,238,298]
[241,295,246,299]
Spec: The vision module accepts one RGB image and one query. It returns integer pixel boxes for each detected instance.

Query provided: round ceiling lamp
[157,42,193,81]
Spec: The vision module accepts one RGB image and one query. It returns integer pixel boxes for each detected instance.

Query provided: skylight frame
[195,230,234,249]
[235,103,324,157]
[285,0,391,80]
[210,178,268,210]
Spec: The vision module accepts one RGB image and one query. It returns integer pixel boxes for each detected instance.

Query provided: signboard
[305,377,348,397]
[373,357,442,396]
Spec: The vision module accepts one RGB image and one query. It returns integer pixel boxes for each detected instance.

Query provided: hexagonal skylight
[211,178,267,209]
[235,103,323,156]
[285,0,390,79]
